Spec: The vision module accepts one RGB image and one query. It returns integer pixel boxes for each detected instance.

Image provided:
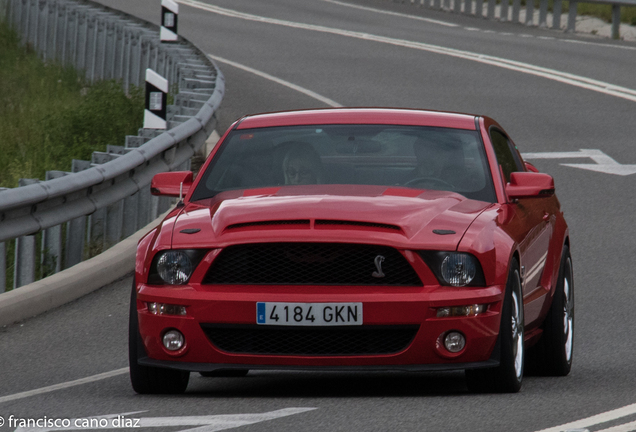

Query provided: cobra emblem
[372,255,386,278]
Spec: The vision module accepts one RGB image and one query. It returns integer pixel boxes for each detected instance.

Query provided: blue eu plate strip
[256,302,266,324]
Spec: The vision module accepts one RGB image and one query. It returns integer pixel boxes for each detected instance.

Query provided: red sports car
[129,108,573,394]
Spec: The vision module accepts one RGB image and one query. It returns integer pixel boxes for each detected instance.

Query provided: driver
[282,143,324,185]
[403,136,464,187]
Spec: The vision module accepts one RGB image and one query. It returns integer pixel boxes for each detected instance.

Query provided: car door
[490,129,553,327]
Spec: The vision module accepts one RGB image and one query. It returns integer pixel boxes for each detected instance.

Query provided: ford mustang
[129,108,573,394]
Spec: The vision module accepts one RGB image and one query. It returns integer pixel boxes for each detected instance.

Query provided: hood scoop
[225,219,310,231]
[315,219,401,232]
[223,219,402,233]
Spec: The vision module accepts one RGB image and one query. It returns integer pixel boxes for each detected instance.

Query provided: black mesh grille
[202,243,422,286]
[201,324,419,356]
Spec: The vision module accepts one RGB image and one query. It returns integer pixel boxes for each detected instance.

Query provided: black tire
[200,370,249,378]
[466,259,524,393]
[528,246,574,376]
[129,279,190,394]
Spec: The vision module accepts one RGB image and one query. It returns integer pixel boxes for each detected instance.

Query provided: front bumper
[136,283,505,370]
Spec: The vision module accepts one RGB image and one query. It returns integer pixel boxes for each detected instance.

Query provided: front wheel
[129,279,190,394]
[466,259,524,393]
[528,246,574,376]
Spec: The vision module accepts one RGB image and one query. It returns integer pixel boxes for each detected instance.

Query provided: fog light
[147,302,186,316]
[436,304,487,318]
[163,330,185,351]
[444,331,466,353]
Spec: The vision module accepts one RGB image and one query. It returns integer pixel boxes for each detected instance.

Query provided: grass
[0,21,144,189]
[0,19,145,291]
[576,3,636,25]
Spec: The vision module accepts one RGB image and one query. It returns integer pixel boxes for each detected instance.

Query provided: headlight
[419,251,486,287]
[148,250,206,285]
[441,253,477,286]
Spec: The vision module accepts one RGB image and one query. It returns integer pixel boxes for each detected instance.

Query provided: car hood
[170,185,492,250]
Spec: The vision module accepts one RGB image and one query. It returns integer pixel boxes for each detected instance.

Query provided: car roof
[236,108,478,131]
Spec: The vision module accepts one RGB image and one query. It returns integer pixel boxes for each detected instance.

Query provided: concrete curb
[0,131,221,327]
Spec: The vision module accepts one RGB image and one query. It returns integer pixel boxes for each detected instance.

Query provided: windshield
[191,124,496,203]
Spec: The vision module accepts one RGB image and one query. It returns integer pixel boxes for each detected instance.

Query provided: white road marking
[320,0,459,27]
[534,402,636,432]
[13,408,317,432]
[597,420,636,432]
[207,54,342,107]
[178,0,636,103]
[0,368,128,404]
[522,149,636,176]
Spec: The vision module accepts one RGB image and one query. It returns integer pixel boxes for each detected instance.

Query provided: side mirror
[150,171,193,198]
[506,172,554,200]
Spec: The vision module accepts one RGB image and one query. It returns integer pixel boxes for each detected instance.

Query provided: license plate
[256,302,363,326]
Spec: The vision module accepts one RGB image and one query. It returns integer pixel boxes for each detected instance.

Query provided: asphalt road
[1,0,636,431]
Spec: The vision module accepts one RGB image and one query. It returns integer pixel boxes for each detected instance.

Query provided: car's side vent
[225,220,310,231]
[315,219,402,231]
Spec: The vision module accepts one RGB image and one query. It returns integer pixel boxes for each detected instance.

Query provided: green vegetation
[576,3,636,25]
[0,20,144,189]
[1,19,145,292]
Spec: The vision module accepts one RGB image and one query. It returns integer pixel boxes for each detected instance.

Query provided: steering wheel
[404,177,455,190]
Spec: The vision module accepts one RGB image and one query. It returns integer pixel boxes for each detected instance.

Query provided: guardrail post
[36,0,47,57]
[42,225,62,276]
[525,0,534,25]
[67,8,78,67]
[88,208,105,254]
[487,0,496,19]
[0,242,5,293]
[105,200,124,249]
[453,0,461,14]
[566,0,577,32]
[552,0,562,29]
[76,9,87,70]
[86,14,97,82]
[464,0,472,14]
[14,235,36,289]
[123,193,139,238]
[475,0,483,16]
[65,216,86,268]
[500,0,509,21]
[42,171,66,276]
[611,4,620,39]
[538,0,548,27]
[511,0,520,22]
[130,32,141,87]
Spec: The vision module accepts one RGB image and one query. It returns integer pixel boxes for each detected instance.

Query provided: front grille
[202,243,422,286]
[201,324,419,356]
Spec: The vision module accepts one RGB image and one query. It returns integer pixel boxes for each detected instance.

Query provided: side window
[490,130,523,183]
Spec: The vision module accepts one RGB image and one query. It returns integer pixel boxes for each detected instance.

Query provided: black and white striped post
[160,0,179,42]
[144,69,168,129]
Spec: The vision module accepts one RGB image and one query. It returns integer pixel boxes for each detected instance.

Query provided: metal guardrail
[0,0,224,292]
[392,0,635,39]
